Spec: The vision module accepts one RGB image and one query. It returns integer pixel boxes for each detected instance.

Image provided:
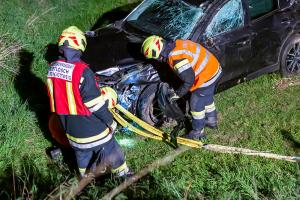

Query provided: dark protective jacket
[47,47,115,149]
[162,39,222,97]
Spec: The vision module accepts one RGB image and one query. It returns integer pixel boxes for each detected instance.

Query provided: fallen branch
[101,146,190,200]
[44,164,107,200]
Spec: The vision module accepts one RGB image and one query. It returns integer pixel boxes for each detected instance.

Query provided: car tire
[280,34,300,77]
[137,84,161,126]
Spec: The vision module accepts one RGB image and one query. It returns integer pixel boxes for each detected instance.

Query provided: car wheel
[280,34,300,77]
[137,84,164,126]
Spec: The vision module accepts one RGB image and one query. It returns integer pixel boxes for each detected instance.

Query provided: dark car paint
[82,0,300,87]
[82,26,144,72]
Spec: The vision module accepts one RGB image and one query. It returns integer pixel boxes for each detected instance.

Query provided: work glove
[167,89,180,103]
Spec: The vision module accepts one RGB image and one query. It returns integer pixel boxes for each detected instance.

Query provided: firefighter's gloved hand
[168,89,180,103]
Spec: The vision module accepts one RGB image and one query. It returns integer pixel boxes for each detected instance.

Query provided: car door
[199,0,252,83]
[246,0,290,74]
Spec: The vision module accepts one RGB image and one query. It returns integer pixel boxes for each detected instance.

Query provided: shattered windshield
[125,0,210,40]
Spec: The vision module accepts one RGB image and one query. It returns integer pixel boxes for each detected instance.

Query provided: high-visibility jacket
[47,60,115,149]
[47,60,91,115]
[168,40,222,91]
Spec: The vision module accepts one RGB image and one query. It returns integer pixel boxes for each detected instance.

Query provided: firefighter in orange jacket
[47,26,130,177]
[142,35,222,140]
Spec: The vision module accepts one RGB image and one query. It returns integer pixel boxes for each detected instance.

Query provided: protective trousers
[75,138,128,177]
[190,83,217,131]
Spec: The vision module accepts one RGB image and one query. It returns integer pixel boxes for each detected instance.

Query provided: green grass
[0,0,300,199]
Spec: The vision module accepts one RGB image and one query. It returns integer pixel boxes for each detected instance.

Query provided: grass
[0,0,300,199]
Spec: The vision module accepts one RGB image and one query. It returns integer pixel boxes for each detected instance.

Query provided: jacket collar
[59,45,82,63]
[160,40,175,62]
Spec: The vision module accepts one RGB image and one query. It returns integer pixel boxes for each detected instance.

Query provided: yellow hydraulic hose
[115,104,203,147]
[111,108,201,148]
[112,104,300,163]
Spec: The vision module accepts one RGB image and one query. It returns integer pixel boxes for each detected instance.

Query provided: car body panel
[83,0,300,93]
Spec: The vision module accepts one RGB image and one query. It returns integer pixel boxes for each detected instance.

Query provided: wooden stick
[101,146,190,200]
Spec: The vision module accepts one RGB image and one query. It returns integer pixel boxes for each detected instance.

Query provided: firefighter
[46,26,130,178]
[141,35,222,140]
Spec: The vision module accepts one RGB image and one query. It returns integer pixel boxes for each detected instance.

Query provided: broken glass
[205,0,244,38]
[126,0,211,40]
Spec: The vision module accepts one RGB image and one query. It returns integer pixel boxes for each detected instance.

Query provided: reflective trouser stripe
[66,82,77,114]
[111,162,129,176]
[47,79,55,112]
[205,102,216,113]
[191,110,205,120]
[67,128,110,143]
[68,133,112,149]
[79,168,86,176]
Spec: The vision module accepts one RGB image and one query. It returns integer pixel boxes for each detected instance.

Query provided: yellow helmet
[141,35,164,59]
[100,87,117,109]
[58,26,87,52]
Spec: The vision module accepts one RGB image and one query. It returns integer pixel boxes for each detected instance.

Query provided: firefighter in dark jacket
[141,35,222,140]
[47,26,129,177]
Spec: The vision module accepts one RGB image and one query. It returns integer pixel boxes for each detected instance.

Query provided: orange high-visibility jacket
[168,40,222,91]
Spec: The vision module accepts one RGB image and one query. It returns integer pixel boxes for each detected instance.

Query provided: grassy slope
[0,0,299,199]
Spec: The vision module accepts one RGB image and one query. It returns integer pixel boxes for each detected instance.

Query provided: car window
[125,0,211,40]
[205,0,244,38]
[248,0,277,20]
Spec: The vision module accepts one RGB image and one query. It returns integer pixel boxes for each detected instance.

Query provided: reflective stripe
[170,45,200,68]
[79,168,86,174]
[84,96,105,108]
[66,82,77,114]
[200,67,222,88]
[191,110,205,120]
[195,49,210,76]
[177,63,192,74]
[205,102,216,113]
[47,79,55,112]
[111,120,117,132]
[174,59,190,70]
[79,77,84,89]
[67,128,110,143]
[112,162,128,174]
[69,133,112,149]
[88,101,105,112]
[190,44,201,67]
[169,49,191,57]
[80,77,84,83]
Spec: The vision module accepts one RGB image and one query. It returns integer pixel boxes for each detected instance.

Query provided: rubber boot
[205,112,218,129]
[183,129,207,141]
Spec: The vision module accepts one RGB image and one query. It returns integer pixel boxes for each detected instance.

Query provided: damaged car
[82,0,300,126]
